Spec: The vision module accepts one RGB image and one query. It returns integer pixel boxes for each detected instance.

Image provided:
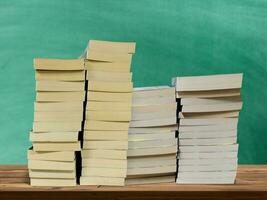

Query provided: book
[36,81,84,91]
[32,142,81,151]
[35,70,85,81]
[30,178,76,186]
[34,58,84,71]
[27,150,75,162]
[173,73,243,184]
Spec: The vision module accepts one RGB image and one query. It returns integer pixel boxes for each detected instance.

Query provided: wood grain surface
[0,165,266,199]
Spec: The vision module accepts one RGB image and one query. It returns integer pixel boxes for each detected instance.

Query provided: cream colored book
[88,40,136,53]
[87,91,132,102]
[82,149,127,160]
[30,178,76,186]
[179,111,240,119]
[179,123,237,132]
[129,117,176,128]
[82,167,126,177]
[28,160,75,171]
[179,118,238,126]
[86,101,131,111]
[29,169,76,179]
[27,150,75,161]
[86,110,131,122]
[179,130,237,139]
[87,50,132,63]
[80,176,125,186]
[173,73,243,92]
[182,102,243,113]
[84,120,129,131]
[32,142,81,151]
[34,111,83,122]
[36,81,84,91]
[133,103,176,113]
[129,125,178,134]
[83,140,128,150]
[133,86,175,98]
[179,137,237,146]
[127,165,176,177]
[82,158,127,168]
[33,121,81,132]
[129,132,175,141]
[127,145,177,157]
[181,96,242,106]
[126,176,175,185]
[176,89,241,98]
[35,70,85,81]
[132,110,176,121]
[34,102,83,112]
[85,61,130,72]
[179,144,238,153]
[36,91,85,102]
[129,139,176,149]
[84,130,128,141]
[34,58,84,70]
[179,151,238,159]
[88,81,133,93]
[30,131,78,142]
[87,71,132,82]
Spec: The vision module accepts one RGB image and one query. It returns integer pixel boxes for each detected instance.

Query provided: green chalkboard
[0,0,266,164]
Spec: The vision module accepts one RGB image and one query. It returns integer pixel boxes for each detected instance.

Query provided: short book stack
[173,73,243,184]
[28,58,85,186]
[80,40,136,186]
[126,86,178,185]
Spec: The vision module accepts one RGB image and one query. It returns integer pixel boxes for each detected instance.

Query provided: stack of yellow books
[173,73,243,184]
[28,58,85,186]
[126,86,178,185]
[80,40,136,186]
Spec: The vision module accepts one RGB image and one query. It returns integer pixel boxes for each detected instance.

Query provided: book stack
[80,40,136,186]
[28,58,85,186]
[126,86,178,185]
[173,73,243,184]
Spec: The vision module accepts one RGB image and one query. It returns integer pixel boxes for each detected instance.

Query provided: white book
[133,103,177,113]
[173,73,243,91]
[178,158,237,166]
[127,145,177,157]
[181,96,242,106]
[128,157,176,168]
[129,139,176,149]
[179,118,238,126]
[179,144,238,153]
[178,111,240,119]
[129,132,175,141]
[176,177,236,184]
[181,102,242,113]
[179,124,237,132]
[129,125,178,134]
[126,176,175,185]
[178,151,238,159]
[129,117,176,128]
[179,130,237,139]
[176,89,241,98]
[132,110,176,121]
[177,171,237,179]
[179,137,237,146]
[178,163,237,172]
[80,176,125,186]
[133,96,175,106]
[133,86,175,98]
[127,165,176,176]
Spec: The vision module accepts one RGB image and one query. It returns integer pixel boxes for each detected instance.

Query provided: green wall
[0,0,266,164]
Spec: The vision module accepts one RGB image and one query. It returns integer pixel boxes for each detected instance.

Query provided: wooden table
[0,165,266,200]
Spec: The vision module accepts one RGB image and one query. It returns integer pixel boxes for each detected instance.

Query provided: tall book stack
[173,73,243,184]
[80,40,136,186]
[126,86,178,185]
[28,58,85,186]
